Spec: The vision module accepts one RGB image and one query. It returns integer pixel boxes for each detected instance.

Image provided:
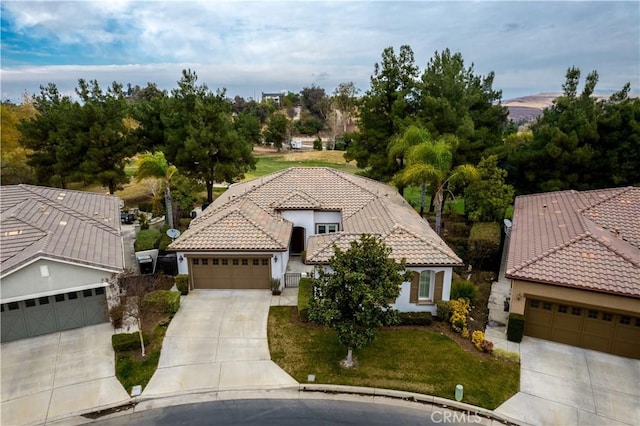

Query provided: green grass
[245,155,358,180]
[268,306,519,409]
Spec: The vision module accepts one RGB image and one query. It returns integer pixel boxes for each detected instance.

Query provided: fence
[284,272,301,288]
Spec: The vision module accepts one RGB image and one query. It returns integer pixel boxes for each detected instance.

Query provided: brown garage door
[191,256,271,289]
[525,298,640,359]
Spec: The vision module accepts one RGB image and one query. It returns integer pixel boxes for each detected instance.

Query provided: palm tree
[396,134,479,234]
[135,151,178,229]
[388,125,432,199]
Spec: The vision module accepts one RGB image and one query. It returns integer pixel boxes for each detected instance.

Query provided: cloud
[1,1,638,102]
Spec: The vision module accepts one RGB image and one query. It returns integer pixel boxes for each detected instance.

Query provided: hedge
[467,222,501,270]
[175,275,189,295]
[141,290,180,315]
[134,228,161,252]
[507,313,525,343]
[112,332,149,352]
[298,277,313,322]
[436,300,452,322]
[397,311,433,326]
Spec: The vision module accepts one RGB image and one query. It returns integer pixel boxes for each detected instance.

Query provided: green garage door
[0,287,108,343]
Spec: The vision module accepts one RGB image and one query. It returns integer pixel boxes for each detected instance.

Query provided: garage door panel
[25,297,57,337]
[81,289,108,326]
[525,298,639,359]
[54,292,85,330]
[192,256,271,290]
[1,303,28,342]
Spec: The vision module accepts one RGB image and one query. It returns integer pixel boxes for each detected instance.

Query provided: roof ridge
[386,223,460,260]
[579,186,632,214]
[34,197,120,236]
[323,167,381,198]
[587,232,640,268]
[236,204,287,248]
[509,232,592,274]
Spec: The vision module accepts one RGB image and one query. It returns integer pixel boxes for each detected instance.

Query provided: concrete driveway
[495,337,640,425]
[1,323,130,426]
[141,290,298,398]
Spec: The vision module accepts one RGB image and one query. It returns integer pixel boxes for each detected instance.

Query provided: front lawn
[268,306,519,409]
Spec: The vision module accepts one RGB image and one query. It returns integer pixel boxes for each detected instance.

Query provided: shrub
[493,348,520,363]
[158,234,172,252]
[449,298,470,333]
[507,313,525,343]
[467,222,501,270]
[109,304,125,329]
[270,278,282,294]
[461,328,469,339]
[134,228,161,251]
[472,330,485,351]
[397,312,433,326]
[141,290,180,315]
[436,300,452,322]
[451,279,478,303]
[297,277,313,322]
[446,236,468,261]
[175,274,189,295]
[138,202,153,212]
[300,250,307,263]
[313,137,323,151]
[112,332,149,352]
[481,339,494,354]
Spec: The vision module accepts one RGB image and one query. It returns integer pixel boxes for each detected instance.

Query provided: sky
[1,1,639,103]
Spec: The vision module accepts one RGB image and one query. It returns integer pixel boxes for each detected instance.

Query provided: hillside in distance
[504,93,559,123]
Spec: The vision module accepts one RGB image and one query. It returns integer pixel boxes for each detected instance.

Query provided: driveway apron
[142,290,298,398]
[0,323,130,426]
[495,337,640,426]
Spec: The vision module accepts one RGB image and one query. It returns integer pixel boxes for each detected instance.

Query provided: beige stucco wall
[510,279,640,316]
[1,258,113,302]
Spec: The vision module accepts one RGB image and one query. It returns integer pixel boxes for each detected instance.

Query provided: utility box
[137,254,154,275]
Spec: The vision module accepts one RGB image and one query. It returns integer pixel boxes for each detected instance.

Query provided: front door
[290,226,305,255]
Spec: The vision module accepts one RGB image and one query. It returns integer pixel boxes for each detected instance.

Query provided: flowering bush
[472,330,485,350]
[461,328,469,339]
[449,298,470,333]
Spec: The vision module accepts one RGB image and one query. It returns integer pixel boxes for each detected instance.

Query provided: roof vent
[59,221,67,226]
[4,230,22,236]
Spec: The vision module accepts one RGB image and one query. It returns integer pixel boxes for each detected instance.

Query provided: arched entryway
[290,226,306,255]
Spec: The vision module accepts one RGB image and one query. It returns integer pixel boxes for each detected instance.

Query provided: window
[201,259,208,266]
[8,302,19,310]
[55,294,65,302]
[242,259,248,266]
[571,307,581,316]
[213,259,219,265]
[253,259,259,266]
[635,318,640,327]
[26,299,36,307]
[261,259,269,266]
[419,271,433,300]
[543,302,552,310]
[95,287,105,295]
[192,258,199,265]
[588,310,598,319]
[602,313,613,322]
[68,291,78,300]
[39,297,50,305]
[620,316,631,325]
[558,305,568,313]
[83,289,92,297]
[316,223,339,234]
[222,259,228,266]
[530,300,539,308]
[232,259,239,266]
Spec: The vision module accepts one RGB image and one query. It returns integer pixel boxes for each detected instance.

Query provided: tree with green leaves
[332,81,360,133]
[1,100,36,184]
[464,155,514,223]
[129,83,169,153]
[418,48,508,167]
[345,45,419,182]
[388,125,432,199]
[18,83,85,188]
[395,135,479,234]
[263,112,290,151]
[309,234,405,368]
[135,151,177,228]
[234,111,263,146]
[164,70,256,202]
[300,85,330,123]
[74,79,134,194]
[505,67,639,193]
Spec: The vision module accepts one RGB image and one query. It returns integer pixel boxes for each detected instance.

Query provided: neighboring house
[170,167,463,314]
[506,186,640,359]
[0,185,124,343]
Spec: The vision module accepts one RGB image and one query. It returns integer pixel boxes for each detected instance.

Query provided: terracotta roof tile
[170,167,462,266]
[0,185,124,276]
[506,187,640,298]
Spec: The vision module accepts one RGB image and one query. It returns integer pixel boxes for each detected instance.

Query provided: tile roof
[506,186,640,298]
[170,167,462,266]
[0,185,124,276]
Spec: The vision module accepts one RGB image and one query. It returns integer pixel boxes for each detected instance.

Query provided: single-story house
[170,167,463,314]
[506,186,640,359]
[0,185,124,342]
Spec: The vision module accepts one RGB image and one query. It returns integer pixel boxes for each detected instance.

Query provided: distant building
[261,91,286,106]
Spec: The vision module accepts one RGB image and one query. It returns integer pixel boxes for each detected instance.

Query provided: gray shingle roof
[170,167,462,266]
[506,186,640,298]
[0,185,124,276]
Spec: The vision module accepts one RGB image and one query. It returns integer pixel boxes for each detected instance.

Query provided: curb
[65,385,527,426]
